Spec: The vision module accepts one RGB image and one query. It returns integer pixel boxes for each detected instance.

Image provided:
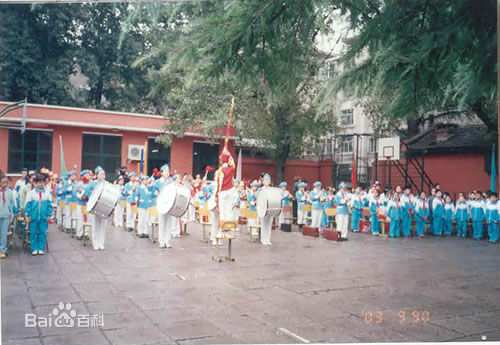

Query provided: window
[147,137,170,176]
[8,130,52,173]
[337,164,352,185]
[341,136,353,153]
[82,134,121,181]
[340,109,354,126]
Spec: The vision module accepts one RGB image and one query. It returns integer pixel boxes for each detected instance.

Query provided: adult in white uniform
[155,164,174,248]
[259,173,274,245]
[84,166,108,250]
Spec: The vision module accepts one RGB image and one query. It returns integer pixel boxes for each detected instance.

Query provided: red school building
[0,103,334,187]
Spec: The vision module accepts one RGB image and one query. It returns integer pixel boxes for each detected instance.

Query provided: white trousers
[247,216,259,235]
[76,206,88,237]
[158,212,174,247]
[232,207,241,222]
[56,204,63,224]
[336,213,349,239]
[138,208,149,235]
[279,210,290,225]
[114,203,123,227]
[311,209,323,228]
[219,189,236,222]
[210,208,219,242]
[91,214,107,249]
[297,207,305,225]
[260,216,273,245]
[126,203,136,229]
[64,204,78,230]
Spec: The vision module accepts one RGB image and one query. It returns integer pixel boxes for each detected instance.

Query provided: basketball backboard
[377,136,400,160]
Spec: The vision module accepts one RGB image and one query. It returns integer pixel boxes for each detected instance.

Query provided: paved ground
[2,222,500,345]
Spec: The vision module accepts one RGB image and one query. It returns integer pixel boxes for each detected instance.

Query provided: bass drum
[87,182,121,218]
[157,183,191,218]
[256,187,282,218]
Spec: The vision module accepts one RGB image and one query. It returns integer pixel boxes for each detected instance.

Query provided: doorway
[192,142,219,180]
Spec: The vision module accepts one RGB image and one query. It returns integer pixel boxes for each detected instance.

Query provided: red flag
[351,155,357,187]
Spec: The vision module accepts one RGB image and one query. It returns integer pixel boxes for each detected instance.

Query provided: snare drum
[87,182,121,218]
[157,183,191,218]
[256,187,282,218]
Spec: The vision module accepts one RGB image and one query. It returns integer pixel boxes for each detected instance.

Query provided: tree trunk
[275,155,286,186]
[472,99,497,133]
[406,119,419,138]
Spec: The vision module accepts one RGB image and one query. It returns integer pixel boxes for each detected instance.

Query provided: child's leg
[443,220,451,235]
[473,221,481,239]
[30,220,39,252]
[490,223,499,242]
[38,220,48,252]
[371,215,379,234]
[401,215,410,236]
[351,212,360,231]
[415,219,423,236]
[0,218,9,253]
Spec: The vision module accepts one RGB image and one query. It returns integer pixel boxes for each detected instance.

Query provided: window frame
[81,134,122,180]
[7,129,53,173]
[340,109,354,126]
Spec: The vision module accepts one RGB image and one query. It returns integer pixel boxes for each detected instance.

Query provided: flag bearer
[486,193,498,243]
[113,176,125,228]
[335,183,350,241]
[278,182,291,227]
[471,191,485,240]
[369,188,381,236]
[414,191,429,237]
[64,170,78,233]
[443,194,455,236]
[455,194,469,237]
[400,186,414,237]
[387,192,402,237]
[431,190,445,236]
[154,164,174,248]
[295,182,307,231]
[309,181,326,233]
[350,186,364,233]
[24,174,53,255]
[0,176,15,259]
[74,170,91,240]
[259,174,274,245]
[137,175,154,238]
[124,172,139,232]
[83,166,108,250]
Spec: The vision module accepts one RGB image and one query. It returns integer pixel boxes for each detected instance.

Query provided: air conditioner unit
[128,144,145,161]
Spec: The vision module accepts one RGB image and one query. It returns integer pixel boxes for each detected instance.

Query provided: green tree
[330,0,497,136]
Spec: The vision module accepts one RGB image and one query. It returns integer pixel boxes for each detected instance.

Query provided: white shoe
[32,251,37,256]
[99,246,105,250]
[38,251,44,255]
[93,246,99,250]
[159,243,166,248]
[166,243,172,248]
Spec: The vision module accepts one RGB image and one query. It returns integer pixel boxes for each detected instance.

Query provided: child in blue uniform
[295,182,307,231]
[310,181,326,232]
[0,176,15,259]
[25,174,53,255]
[350,186,364,233]
[485,193,498,243]
[400,186,414,237]
[470,191,485,240]
[455,193,469,237]
[443,194,455,236]
[387,192,402,237]
[279,182,292,226]
[431,191,445,236]
[124,172,139,232]
[136,176,154,238]
[369,189,381,236]
[414,191,429,237]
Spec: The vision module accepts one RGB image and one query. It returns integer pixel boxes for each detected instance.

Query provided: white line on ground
[279,327,310,343]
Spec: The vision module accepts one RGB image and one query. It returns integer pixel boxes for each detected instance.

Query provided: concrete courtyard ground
[2,222,500,345]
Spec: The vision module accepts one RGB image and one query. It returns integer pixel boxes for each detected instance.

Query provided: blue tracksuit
[56,183,65,206]
[369,197,381,234]
[124,181,139,204]
[414,198,429,236]
[247,190,258,212]
[387,199,402,237]
[454,201,469,237]
[64,180,78,204]
[444,202,455,235]
[485,200,499,242]
[334,192,349,215]
[136,185,155,209]
[24,187,53,252]
[0,188,15,254]
[470,200,485,239]
[432,198,445,235]
[350,194,364,231]
[322,195,335,227]
[400,194,413,236]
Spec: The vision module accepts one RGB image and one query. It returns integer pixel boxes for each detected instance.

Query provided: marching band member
[486,192,499,243]
[295,182,307,231]
[63,170,78,233]
[247,181,259,236]
[154,164,174,248]
[25,174,53,255]
[431,190,445,236]
[83,166,108,250]
[259,173,274,245]
[74,170,91,241]
[124,172,139,232]
[232,179,241,221]
[415,191,429,238]
[215,148,236,225]
[113,176,125,228]
[400,186,414,238]
[322,187,335,228]
[455,193,469,237]
[55,175,66,225]
[350,186,364,233]
[279,182,292,227]
[309,181,326,233]
[137,175,154,238]
[387,192,402,237]
[0,175,15,259]
[369,188,381,236]
[335,183,349,241]
[443,194,455,236]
